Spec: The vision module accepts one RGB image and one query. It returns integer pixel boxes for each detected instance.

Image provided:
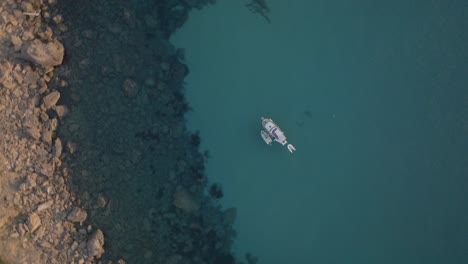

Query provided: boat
[260,117,296,153]
[261,130,272,145]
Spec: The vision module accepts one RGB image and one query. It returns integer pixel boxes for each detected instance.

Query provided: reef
[245,0,271,23]
[0,0,254,263]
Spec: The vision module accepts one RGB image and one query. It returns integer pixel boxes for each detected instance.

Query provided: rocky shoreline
[0,0,105,263]
[1,0,252,264]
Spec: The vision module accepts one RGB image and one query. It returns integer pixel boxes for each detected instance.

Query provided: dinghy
[261,130,272,145]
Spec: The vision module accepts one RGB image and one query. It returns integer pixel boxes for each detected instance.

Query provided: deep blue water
[173,1,468,263]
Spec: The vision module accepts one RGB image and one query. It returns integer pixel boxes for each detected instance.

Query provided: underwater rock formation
[245,0,271,23]
[173,186,200,213]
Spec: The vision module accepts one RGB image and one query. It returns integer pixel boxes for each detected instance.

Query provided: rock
[43,91,60,109]
[22,31,35,41]
[165,254,183,264]
[24,71,40,84]
[53,14,63,24]
[22,39,65,67]
[49,118,59,131]
[71,241,79,251]
[23,112,40,128]
[67,142,77,154]
[54,105,69,118]
[122,78,139,97]
[27,212,41,233]
[41,127,53,143]
[222,207,237,226]
[144,15,158,28]
[37,161,54,177]
[97,194,108,208]
[87,229,105,259]
[173,186,200,214]
[21,2,35,13]
[144,77,156,87]
[40,111,49,122]
[144,250,153,259]
[37,200,54,211]
[53,137,62,158]
[11,35,22,47]
[18,223,26,237]
[67,207,87,224]
[68,123,80,133]
[25,127,41,140]
[25,174,37,189]
[246,252,259,264]
[0,60,12,83]
[81,29,94,39]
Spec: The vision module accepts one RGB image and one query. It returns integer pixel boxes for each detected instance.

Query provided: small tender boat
[260,117,296,153]
[261,130,272,145]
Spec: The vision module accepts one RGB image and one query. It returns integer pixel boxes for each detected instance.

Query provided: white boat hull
[260,117,296,153]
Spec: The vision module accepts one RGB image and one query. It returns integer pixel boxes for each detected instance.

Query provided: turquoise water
[173,1,468,263]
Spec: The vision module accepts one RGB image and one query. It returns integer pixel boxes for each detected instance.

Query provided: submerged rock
[223,208,237,226]
[122,78,139,98]
[173,186,200,213]
[54,105,69,118]
[67,207,87,224]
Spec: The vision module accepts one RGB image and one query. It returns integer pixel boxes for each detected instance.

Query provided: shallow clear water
[172,0,468,263]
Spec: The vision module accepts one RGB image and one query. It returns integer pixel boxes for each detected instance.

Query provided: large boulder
[87,229,105,259]
[22,39,64,67]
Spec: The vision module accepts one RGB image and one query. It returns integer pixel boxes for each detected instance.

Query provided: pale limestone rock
[87,229,104,259]
[23,71,40,84]
[0,60,12,83]
[22,39,65,67]
[53,137,62,158]
[67,207,87,224]
[43,90,60,109]
[25,127,41,140]
[37,200,54,212]
[27,212,41,233]
[54,105,69,118]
